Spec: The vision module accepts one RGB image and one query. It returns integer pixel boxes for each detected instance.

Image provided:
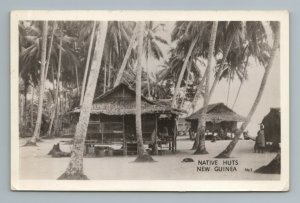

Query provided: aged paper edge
[10,10,290,191]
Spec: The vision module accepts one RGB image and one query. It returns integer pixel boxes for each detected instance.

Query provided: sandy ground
[19,136,279,180]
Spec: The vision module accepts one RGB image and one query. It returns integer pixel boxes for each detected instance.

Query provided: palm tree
[44,22,57,82]
[143,22,168,98]
[134,21,154,162]
[113,25,138,87]
[80,21,96,106]
[171,21,222,108]
[171,36,197,108]
[46,23,63,137]
[25,21,48,145]
[19,21,79,138]
[207,21,244,102]
[58,21,108,179]
[191,65,209,112]
[216,22,280,158]
[102,21,135,92]
[194,22,218,154]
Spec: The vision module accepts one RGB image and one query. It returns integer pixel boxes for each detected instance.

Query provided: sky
[147,21,280,136]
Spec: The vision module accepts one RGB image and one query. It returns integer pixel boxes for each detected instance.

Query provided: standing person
[255,124,266,153]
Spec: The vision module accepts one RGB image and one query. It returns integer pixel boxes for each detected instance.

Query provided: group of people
[187,127,235,141]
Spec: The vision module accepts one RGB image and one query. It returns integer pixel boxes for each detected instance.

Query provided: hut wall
[98,115,124,143]
[142,114,156,143]
[262,109,281,143]
[87,114,157,144]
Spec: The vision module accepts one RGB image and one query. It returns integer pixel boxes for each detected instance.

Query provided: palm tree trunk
[103,60,107,93]
[19,84,24,131]
[208,28,236,102]
[134,22,154,162]
[44,21,57,81]
[114,26,137,87]
[215,25,280,158]
[23,82,28,130]
[46,105,56,137]
[107,52,112,89]
[194,21,218,154]
[171,37,197,108]
[58,21,108,180]
[191,65,209,111]
[27,21,48,145]
[146,56,151,98]
[231,80,243,109]
[180,58,191,109]
[231,55,249,109]
[45,65,56,137]
[75,64,80,97]
[31,84,34,129]
[48,24,63,137]
[226,74,231,106]
[80,21,96,106]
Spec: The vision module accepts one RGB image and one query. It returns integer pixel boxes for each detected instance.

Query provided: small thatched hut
[261,108,281,144]
[186,103,246,139]
[71,83,182,155]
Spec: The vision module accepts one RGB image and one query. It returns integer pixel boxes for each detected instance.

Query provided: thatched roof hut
[262,108,281,144]
[73,83,182,116]
[186,102,246,123]
[70,83,181,154]
[186,103,246,137]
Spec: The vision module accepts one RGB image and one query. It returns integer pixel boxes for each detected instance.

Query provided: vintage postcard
[11,10,289,191]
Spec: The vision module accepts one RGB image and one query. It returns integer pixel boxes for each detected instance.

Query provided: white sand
[19,136,279,180]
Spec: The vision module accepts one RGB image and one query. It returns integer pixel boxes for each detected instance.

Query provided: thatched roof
[262,108,280,143]
[73,83,182,116]
[186,103,246,122]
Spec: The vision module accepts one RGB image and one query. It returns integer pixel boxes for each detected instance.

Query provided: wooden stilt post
[123,115,127,156]
[172,116,177,152]
[122,85,127,156]
[154,115,158,155]
[101,116,103,144]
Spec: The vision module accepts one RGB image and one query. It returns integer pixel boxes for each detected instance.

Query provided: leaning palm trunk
[231,80,243,109]
[58,22,108,180]
[179,59,192,109]
[114,27,138,87]
[107,52,112,89]
[44,21,57,81]
[215,25,280,158]
[103,60,107,93]
[191,66,209,112]
[208,28,236,102]
[80,21,96,106]
[226,74,231,106]
[194,22,218,154]
[26,21,48,145]
[75,64,80,97]
[134,22,154,162]
[171,37,197,108]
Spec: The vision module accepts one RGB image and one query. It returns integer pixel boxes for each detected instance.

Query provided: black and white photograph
[10,10,289,191]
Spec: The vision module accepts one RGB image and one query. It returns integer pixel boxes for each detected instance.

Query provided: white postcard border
[11,10,289,191]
